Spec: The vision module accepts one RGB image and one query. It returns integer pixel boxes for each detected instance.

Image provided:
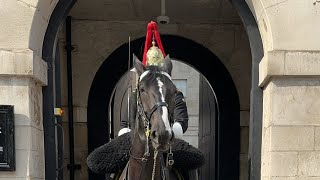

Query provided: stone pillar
[260,51,320,179]
[0,49,47,179]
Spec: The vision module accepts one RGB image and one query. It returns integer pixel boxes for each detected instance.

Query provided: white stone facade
[0,0,319,180]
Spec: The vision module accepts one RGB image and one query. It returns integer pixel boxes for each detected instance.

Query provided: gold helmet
[146,39,165,66]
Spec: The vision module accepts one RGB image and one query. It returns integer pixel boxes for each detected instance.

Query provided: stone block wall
[0,50,47,179]
[260,51,320,180]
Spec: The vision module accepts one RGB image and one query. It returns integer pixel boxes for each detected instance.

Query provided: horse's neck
[131,132,146,157]
[128,133,162,180]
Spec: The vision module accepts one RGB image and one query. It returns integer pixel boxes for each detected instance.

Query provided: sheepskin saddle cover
[87,132,205,174]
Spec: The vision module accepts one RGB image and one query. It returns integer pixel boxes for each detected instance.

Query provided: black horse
[119,55,180,180]
[87,55,204,180]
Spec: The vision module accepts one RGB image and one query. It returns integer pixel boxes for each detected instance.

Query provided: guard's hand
[118,128,131,136]
[172,122,183,139]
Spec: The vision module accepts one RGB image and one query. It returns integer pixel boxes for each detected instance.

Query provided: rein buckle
[142,157,148,162]
[142,152,150,162]
[167,152,174,166]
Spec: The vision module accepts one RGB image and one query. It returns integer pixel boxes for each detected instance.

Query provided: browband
[139,70,172,81]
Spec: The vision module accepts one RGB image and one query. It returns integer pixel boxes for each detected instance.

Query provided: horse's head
[133,54,176,151]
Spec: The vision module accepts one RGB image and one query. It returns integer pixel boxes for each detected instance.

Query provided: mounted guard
[87,21,204,180]
[118,21,188,139]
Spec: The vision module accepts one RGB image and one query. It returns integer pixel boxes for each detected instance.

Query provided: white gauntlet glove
[118,128,131,136]
[172,122,183,139]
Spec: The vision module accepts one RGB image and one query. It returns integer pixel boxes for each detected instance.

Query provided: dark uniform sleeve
[174,90,189,133]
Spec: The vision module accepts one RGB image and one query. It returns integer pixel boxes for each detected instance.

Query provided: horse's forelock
[141,67,174,94]
[139,67,176,111]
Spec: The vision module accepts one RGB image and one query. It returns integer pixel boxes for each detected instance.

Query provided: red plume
[142,21,166,66]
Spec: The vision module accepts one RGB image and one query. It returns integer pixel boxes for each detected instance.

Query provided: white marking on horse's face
[157,77,172,132]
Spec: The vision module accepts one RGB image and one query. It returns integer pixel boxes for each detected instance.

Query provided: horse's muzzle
[150,129,173,151]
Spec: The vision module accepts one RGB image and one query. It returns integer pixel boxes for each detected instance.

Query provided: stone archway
[230,1,264,179]
[0,0,74,179]
[4,0,320,179]
[42,1,76,179]
[39,0,263,180]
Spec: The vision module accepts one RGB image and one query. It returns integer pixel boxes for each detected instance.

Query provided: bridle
[125,70,175,180]
[136,70,174,139]
[137,91,169,130]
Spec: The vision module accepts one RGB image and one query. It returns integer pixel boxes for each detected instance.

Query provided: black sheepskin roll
[171,139,205,170]
[87,132,205,174]
[87,133,131,174]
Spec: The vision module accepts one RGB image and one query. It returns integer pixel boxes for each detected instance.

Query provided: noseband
[137,97,169,125]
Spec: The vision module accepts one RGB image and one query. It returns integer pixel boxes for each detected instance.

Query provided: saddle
[87,132,205,175]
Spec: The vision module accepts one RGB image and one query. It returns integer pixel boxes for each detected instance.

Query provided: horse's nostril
[151,131,158,138]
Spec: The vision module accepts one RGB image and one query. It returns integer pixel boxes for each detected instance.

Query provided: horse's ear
[133,54,146,76]
[162,54,173,75]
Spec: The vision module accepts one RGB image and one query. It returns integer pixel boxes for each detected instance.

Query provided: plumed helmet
[142,21,166,67]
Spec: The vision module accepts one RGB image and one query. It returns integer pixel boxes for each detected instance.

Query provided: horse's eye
[140,88,145,93]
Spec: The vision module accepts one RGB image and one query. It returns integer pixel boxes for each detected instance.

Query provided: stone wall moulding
[259,50,320,87]
[0,49,47,86]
